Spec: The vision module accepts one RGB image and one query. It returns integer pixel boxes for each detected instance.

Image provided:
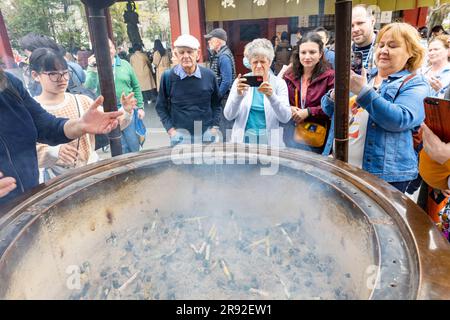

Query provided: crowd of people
[0,4,449,241]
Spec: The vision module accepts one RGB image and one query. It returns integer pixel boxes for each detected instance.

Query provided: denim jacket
[321,69,431,183]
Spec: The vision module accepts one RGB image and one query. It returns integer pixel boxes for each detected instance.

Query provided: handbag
[133,110,147,147]
[292,86,327,148]
[293,121,327,147]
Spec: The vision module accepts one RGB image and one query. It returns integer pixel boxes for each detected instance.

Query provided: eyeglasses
[41,70,71,82]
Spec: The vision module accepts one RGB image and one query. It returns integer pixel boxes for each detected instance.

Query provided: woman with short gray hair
[224,38,291,146]
[247,38,275,63]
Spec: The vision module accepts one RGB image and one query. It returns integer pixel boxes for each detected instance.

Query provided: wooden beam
[334,0,352,162]
[105,8,114,42]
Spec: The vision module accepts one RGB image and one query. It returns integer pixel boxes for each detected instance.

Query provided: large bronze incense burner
[1,145,449,299]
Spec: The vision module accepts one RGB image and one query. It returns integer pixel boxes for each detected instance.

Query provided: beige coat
[130,51,156,92]
[152,50,171,91]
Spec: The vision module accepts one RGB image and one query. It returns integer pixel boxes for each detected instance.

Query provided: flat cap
[204,28,227,42]
[174,34,200,49]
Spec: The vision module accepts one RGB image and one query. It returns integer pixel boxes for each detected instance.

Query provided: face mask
[243,56,251,70]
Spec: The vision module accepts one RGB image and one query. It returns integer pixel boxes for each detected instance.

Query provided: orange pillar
[0,9,16,69]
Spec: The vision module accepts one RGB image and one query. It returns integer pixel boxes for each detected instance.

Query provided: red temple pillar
[167,0,206,62]
[168,0,181,47]
[187,0,206,62]
[0,9,16,69]
[403,7,428,28]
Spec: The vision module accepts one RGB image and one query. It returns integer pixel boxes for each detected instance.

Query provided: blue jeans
[389,181,412,193]
[170,129,219,147]
[121,120,140,154]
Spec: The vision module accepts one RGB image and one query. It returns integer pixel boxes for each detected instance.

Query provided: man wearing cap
[155,34,221,146]
[204,28,236,139]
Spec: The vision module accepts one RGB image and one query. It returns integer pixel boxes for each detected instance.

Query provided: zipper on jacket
[0,135,25,193]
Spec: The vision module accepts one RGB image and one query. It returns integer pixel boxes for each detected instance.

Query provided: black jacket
[0,73,70,208]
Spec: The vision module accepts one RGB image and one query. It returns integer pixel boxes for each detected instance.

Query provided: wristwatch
[306,108,312,117]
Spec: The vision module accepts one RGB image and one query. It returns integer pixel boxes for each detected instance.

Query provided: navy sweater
[0,73,70,208]
[155,66,221,135]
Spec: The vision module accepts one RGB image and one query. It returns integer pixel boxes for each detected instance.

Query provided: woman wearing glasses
[29,48,136,182]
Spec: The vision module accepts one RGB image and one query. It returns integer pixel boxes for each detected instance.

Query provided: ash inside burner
[69,209,356,300]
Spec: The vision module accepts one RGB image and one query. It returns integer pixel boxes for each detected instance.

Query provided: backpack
[274,43,292,74]
[275,43,292,66]
[166,48,172,66]
[66,84,97,100]
[162,68,172,109]
[66,63,97,100]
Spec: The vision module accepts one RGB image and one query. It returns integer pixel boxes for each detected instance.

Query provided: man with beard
[205,28,236,139]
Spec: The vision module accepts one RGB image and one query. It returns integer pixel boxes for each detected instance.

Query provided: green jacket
[85,56,144,109]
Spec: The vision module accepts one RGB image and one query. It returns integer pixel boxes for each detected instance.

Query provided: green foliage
[1,0,90,51]
[1,0,171,52]
[110,2,129,46]
[427,3,450,32]
[143,0,171,45]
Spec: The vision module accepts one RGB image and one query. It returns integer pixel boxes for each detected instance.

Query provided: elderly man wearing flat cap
[155,34,221,146]
[205,28,236,140]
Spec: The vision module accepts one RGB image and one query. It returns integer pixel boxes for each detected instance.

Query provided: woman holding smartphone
[282,32,335,153]
[321,23,430,193]
[224,38,291,146]
[423,35,450,97]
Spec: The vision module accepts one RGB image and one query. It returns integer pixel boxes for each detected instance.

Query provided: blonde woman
[322,22,431,193]
[423,35,450,97]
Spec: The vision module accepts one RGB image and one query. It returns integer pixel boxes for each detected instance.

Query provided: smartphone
[244,75,264,87]
[423,97,450,143]
[429,188,447,205]
[351,51,363,75]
